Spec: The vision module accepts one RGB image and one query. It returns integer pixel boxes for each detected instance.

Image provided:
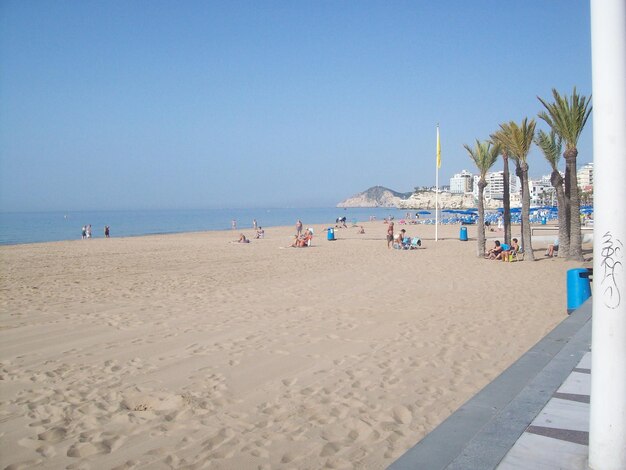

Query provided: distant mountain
[337,186,412,208]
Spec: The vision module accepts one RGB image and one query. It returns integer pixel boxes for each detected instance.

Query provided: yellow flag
[436,126,441,169]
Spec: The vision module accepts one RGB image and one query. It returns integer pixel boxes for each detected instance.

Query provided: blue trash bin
[460,226,468,241]
[327,227,335,241]
[567,268,591,314]
[541,217,547,225]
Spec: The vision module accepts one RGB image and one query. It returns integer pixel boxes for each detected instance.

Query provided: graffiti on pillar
[600,231,623,309]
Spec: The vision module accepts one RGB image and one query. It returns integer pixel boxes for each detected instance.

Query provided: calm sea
[0,207,428,245]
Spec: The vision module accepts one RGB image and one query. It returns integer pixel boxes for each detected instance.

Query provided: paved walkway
[389,300,592,470]
[497,352,590,469]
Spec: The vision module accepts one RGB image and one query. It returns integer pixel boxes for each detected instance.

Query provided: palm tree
[538,88,592,261]
[497,119,536,261]
[464,140,500,257]
[490,130,513,245]
[535,130,569,258]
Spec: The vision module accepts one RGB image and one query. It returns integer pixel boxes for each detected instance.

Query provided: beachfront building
[577,162,594,191]
[473,171,520,201]
[449,170,473,194]
[529,178,554,205]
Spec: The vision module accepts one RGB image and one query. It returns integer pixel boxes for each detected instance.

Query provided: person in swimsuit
[387,221,394,249]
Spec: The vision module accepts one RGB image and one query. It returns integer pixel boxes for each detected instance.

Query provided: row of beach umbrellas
[403,206,592,225]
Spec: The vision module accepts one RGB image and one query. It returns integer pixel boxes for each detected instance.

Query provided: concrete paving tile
[531,398,589,432]
[497,432,588,470]
[576,352,592,370]
[557,371,591,396]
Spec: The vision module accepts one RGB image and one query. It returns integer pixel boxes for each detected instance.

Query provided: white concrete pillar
[589,0,626,468]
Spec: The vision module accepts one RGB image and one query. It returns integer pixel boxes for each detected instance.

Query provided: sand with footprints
[0,221,590,469]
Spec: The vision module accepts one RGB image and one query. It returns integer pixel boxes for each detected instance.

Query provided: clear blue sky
[0,1,592,211]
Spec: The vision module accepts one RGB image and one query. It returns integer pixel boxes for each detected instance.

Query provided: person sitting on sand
[238,233,250,243]
[401,231,411,249]
[291,229,312,247]
[509,238,520,258]
[357,226,365,234]
[501,238,519,261]
[546,238,559,257]
[255,227,264,239]
[486,240,502,260]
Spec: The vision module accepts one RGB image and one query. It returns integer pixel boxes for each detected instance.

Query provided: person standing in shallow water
[296,220,303,237]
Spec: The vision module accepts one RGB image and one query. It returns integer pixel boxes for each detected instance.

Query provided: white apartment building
[449,170,473,194]
[577,162,593,190]
[474,171,520,200]
[529,179,553,205]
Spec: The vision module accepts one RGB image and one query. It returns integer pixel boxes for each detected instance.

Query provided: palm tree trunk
[514,160,525,250]
[477,181,486,257]
[502,155,511,245]
[563,157,572,254]
[520,164,534,260]
[566,150,584,260]
[550,169,570,258]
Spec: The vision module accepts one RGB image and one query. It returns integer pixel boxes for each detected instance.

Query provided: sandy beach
[0,221,592,469]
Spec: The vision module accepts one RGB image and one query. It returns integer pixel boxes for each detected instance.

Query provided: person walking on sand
[231,219,237,230]
[81,225,87,239]
[253,219,258,230]
[104,225,110,238]
[296,220,303,237]
[387,221,394,249]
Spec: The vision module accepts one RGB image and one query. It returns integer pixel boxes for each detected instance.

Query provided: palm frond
[497,118,535,163]
[489,130,511,156]
[464,139,499,178]
[537,87,592,149]
[534,130,562,170]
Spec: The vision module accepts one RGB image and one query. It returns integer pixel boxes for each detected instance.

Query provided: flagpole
[435,124,440,242]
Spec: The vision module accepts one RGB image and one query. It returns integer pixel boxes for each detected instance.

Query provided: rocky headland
[337,186,502,209]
